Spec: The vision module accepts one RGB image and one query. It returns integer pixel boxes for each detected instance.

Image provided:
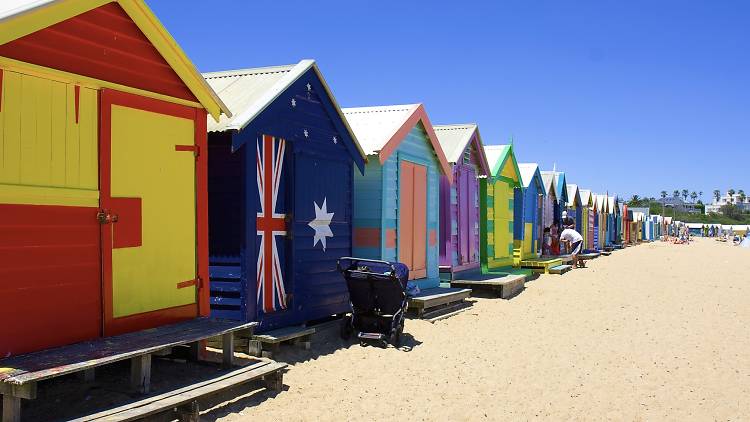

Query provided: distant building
[705,192,750,214]
[660,197,701,214]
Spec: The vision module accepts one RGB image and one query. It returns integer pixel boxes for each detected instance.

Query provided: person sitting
[560,227,585,268]
[550,222,561,255]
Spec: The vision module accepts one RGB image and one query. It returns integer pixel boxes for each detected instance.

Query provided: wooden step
[249,326,315,358]
[451,273,526,299]
[408,287,472,318]
[549,264,572,274]
[74,360,286,421]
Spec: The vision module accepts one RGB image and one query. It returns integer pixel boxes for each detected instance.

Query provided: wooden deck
[71,360,286,421]
[0,318,257,422]
[519,257,564,274]
[249,326,315,358]
[451,273,526,299]
[407,287,472,318]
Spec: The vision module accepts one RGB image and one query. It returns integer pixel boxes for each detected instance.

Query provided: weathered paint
[207,67,359,331]
[353,122,442,290]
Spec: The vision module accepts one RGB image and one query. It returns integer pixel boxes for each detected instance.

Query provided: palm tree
[690,191,697,203]
[673,190,680,199]
[739,190,746,204]
[699,191,703,202]
[713,190,721,203]
[681,189,689,202]
[728,189,736,204]
[630,194,640,205]
[661,191,667,216]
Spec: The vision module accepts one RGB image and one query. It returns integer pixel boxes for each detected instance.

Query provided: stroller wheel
[340,314,352,340]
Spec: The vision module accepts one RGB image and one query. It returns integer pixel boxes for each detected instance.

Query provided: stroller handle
[337,257,396,272]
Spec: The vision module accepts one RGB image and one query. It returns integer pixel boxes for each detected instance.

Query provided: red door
[399,161,427,279]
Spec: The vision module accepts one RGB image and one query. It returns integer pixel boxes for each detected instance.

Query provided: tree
[630,194,640,205]
[714,190,721,203]
[661,191,667,216]
[721,203,742,220]
[690,191,698,203]
[739,190,746,204]
[673,190,680,199]
[681,189,689,202]
[699,191,703,202]
[728,189,736,203]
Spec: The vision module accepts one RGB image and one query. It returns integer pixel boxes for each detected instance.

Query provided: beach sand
[213,237,750,421]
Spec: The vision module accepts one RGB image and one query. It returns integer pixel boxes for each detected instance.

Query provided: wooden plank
[408,288,471,310]
[75,361,285,422]
[549,265,572,275]
[253,326,316,344]
[221,333,234,369]
[0,318,257,385]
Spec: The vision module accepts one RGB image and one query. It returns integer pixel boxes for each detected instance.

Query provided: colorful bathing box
[0,0,229,357]
[203,60,367,330]
[433,124,490,279]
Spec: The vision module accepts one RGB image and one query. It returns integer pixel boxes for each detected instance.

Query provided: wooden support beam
[222,333,234,368]
[176,400,200,422]
[2,394,21,422]
[130,354,152,394]
[263,370,284,392]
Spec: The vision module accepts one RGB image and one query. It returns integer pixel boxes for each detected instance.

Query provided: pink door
[399,161,427,279]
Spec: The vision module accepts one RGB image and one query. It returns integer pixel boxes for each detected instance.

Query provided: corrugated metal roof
[484,145,509,171]
[203,61,300,132]
[433,124,477,164]
[341,104,418,155]
[203,60,366,161]
[579,189,592,206]
[518,163,541,189]
[540,171,557,196]
[567,184,581,206]
[0,0,53,22]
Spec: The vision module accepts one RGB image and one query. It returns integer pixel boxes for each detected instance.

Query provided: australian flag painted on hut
[203,60,367,331]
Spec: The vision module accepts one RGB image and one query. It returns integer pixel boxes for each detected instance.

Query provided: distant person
[560,227,584,268]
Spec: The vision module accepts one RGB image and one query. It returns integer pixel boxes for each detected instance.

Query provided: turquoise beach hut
[343,104,452,290]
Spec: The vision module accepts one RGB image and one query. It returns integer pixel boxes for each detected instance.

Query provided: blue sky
[151,0,749,202]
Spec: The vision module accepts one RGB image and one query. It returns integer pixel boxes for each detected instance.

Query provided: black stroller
[337,257,409,346]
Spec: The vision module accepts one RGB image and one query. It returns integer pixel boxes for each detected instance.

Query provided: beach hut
[343,104,452,292]
[553,172,569,225]
[480,144,522,272]
[566,184,583,231]
[515,164,546,261]
[580,189,594,249]
[606,195,619,245]
[539,171,558,234]
[0,0,230,357]
[203,60,368,330]
[433,124,491,279]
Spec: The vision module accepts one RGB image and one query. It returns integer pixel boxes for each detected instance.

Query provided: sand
[213,237,750,421]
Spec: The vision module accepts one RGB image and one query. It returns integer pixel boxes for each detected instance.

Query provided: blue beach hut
[515,163,546,261]
[342,104,453,291]
[203,60,367,331]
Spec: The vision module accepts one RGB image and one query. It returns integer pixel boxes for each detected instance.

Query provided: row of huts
[1,0,641,362]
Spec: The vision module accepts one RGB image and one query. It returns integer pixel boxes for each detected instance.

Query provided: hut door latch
[97,210,119,224]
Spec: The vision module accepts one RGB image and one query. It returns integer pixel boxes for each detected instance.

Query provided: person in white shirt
[560,228,585,268]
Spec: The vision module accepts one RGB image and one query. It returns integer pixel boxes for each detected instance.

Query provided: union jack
[256,134,287,313]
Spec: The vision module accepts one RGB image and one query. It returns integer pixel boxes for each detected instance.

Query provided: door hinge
[175,144,200,158]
